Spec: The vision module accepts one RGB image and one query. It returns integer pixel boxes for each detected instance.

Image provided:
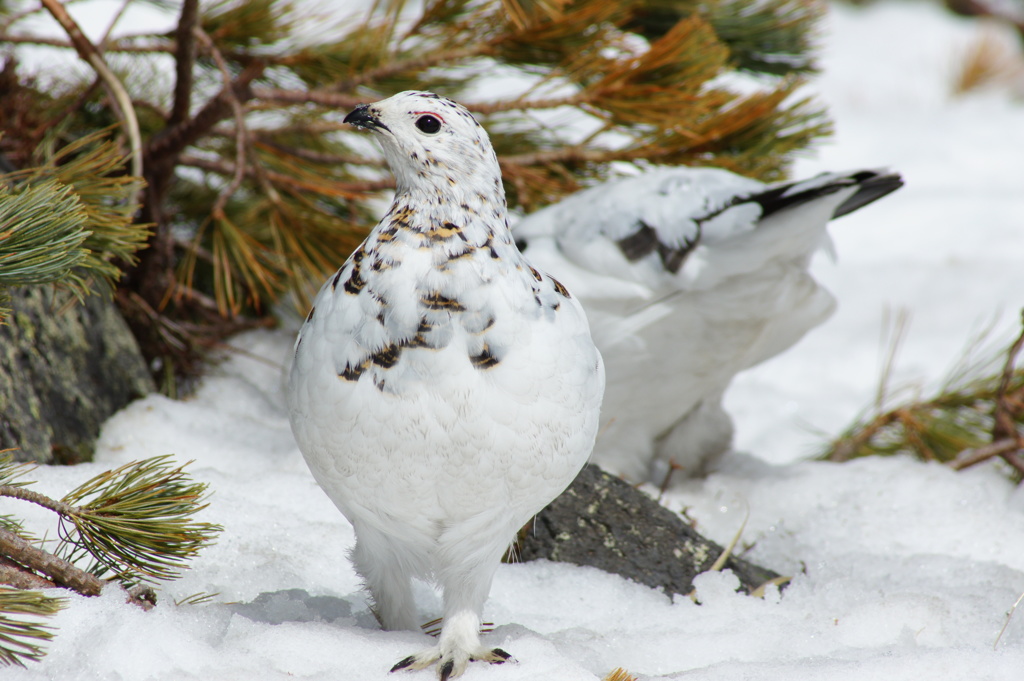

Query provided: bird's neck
[387,179,513,248]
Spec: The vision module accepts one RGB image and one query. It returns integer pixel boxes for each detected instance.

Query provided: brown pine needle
[602,668,638,681]
[952,28,1024,97]
[994,589,1024,649]
[750,575,792,599]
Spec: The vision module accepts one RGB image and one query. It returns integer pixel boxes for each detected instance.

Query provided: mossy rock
[521,464,781,597]
[0,286,154,464]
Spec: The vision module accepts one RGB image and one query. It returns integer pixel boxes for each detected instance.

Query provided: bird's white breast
[287,231,603,553]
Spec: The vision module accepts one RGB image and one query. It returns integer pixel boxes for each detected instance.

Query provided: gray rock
[0,286,155,464]
[520,464,782,597]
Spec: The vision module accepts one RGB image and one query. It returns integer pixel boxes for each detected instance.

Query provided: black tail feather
[745,169,903,222]
[832,171,904,219]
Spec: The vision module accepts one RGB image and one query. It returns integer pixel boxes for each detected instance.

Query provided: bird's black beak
[344,105,389,132]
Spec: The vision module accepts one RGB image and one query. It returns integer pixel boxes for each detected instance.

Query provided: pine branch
[249,139,385,167]
[251,87,364,110]
[0,587,65,667]
[0,558,56,591]
[0,451,220,601]
[0,30,174,54]
[0,130,150,312]
[0,528,103,597]
[169,0,201,129]
[195,26,254,221]
[146,61,266,166]
[0,178,90,317]
[57,455,222,584]
[821,312,1024,480]
[467,92,588,114]
[178,155,396,195]
[950,437,1023,471]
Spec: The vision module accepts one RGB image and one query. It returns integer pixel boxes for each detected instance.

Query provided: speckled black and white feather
[287,91,604,679]
[514,166,902,482]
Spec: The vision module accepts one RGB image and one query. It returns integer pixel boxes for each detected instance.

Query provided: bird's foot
[391,646,512,680]
[420,617,495,637]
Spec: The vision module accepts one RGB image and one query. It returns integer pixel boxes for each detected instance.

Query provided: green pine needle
[0,452,36,489]
[57,455,223,585]
[0,129,149,322]
[0,453,35,538]
[0,588,66,667]
[31,130,150,298]
[0,179,91,312]
[175,591,220,606]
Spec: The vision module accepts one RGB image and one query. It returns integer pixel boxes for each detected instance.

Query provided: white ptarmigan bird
[513,166,902,482]
[286,92,604,679]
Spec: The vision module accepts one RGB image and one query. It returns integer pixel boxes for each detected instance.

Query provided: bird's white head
[344,91,505,211]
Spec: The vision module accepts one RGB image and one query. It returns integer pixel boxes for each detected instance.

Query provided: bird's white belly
[287,319,599,551]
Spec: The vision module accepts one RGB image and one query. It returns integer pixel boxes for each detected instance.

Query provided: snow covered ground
[7,2,1024,679]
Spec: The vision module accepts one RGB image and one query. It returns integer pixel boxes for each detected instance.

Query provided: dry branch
[0,527,103,598]
[39,0,143,181]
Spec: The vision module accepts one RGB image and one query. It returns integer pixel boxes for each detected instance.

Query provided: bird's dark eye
[415,115,442,134]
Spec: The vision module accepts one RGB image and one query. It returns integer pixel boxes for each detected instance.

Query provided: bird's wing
[514,166,903,294]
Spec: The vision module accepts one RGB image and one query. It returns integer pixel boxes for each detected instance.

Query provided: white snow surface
[7,2,1024,679]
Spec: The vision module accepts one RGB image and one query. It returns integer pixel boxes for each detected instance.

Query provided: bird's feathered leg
[391,517,515,679]
[350,527,420,631]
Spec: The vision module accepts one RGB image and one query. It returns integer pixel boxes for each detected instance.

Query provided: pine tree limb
[169,0,201,129]
[0,527,103,598]
[178,155,395,195]
[137,58,265,308]
[146,62,266,166]
[0,485,75,516]
[0,453,217,602]
[822,313,1024,479]
[0,558,56,591]
[950,438,1023,470]
[57,456,222,585]
[0,179,91,316]
[251,87,367,110]
[467,92,588,114]
[249,139,385,167]
[0,33,93,49]
[1,133,150,311]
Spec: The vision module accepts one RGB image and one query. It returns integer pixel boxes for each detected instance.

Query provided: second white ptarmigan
[514,167,902,482]
[286,91,604,679]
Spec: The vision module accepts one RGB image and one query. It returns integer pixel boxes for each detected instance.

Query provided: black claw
[490,648,512,664]
[390,655,416,673]
[439,659,455,681]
